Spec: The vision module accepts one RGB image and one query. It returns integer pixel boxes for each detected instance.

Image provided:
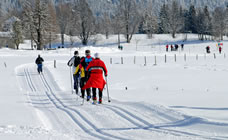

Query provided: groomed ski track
[15,63,228,140]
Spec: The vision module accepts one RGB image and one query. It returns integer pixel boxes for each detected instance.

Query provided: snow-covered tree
[22,0,50,50]
[168,1,182,38]
[203,6,212,40]
[11,20,23,49]
[212,7,226,40]
[55,1,72,47]
[72,0,95,45]
[101,12,112,39]
[112,7,124,47]
[143,1,158,38]
[46,1,58,49]
[117,0,142,43]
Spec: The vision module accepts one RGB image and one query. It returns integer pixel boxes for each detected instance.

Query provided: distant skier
[67,51,81,94]
[219,46,222,54]
[82,53,108,104]
[171,45,174,51]
[166,44,169,52]
[175,44,179,51]
[206,46,210,53]
[35,54,44,74]
[181,44,184,51]
[79,50,93,101]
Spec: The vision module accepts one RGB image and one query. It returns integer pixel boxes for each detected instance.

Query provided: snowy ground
[0,34,228,140]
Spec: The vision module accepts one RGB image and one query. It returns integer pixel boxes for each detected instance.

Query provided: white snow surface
[0,34,228,140]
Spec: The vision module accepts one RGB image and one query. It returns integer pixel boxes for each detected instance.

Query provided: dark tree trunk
[61,33,64,47]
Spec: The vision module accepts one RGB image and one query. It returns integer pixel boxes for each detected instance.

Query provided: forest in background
[0,0,227,50]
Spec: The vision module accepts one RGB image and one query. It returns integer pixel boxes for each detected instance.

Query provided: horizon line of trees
[1,0,228,50]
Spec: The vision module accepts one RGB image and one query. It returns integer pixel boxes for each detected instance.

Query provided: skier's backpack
[74,56,81,67]
[84,57,93,69]
[80,56,92,70]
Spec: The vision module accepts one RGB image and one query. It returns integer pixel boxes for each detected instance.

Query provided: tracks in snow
[16,64,228,140]
[22,66,128,140]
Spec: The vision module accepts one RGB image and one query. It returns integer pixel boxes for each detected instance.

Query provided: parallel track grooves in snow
[104,102,227,140]
[24,68,76,136]
[28,67,202,139]
[39,72,128,140]
[20,64,228,140]
[23,66,126,139]
[38,70,200,139]
[40,74,126,140]
[24,69,36,92]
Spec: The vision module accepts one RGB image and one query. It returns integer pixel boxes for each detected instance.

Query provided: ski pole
[105,76,111,102]
[70,67,73,94]
[69,48,74,94]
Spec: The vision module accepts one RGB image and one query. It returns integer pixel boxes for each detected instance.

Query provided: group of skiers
[67,50,108,104]
[165,44,222,54]
[166,44,184,52]
[34,50,108,104]
[205,46,222,54]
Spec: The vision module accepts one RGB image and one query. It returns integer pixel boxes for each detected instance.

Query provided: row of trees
[5,0,228,50]
[157,1,228,40]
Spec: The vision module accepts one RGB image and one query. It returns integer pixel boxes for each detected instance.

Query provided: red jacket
[219,47,222,51]
[82,58,108,90]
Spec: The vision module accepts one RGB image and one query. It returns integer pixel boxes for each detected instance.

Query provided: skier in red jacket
[82,53,108,104]
[219,46,222,54]
[166,44,169,52]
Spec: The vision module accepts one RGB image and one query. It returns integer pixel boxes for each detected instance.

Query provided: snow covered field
[0,34,228,140]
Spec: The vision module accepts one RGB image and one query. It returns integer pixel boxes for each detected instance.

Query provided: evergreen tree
[225,5,228,36]
[158,4,169,34]
[179,6,186,33]
[187,5,197,33]
[182,9,189,33]
[203,6,212,39]
[196,8,205,40]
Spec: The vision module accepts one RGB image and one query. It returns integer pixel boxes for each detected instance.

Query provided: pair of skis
[73,90,102,105]
[70,75,111,105]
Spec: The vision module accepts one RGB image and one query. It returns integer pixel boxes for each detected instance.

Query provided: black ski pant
[92,88,103,100]
[73,74,80,93]
[80,77,91,98]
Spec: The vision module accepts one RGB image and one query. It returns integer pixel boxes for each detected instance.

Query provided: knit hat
[94,53,100,58]
[74,51,79,56]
